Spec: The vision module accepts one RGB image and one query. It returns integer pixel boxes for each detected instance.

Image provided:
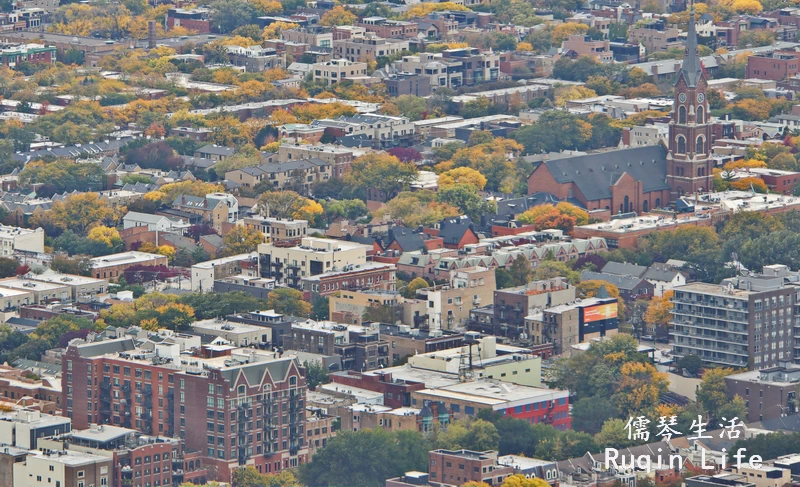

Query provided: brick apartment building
[387,449,515,487]
[724,363,800,422]
[62,338,309,482]
[166,8,211,33]
[89,251,168,281]
[285,321,390,371]
[746,50,800,80]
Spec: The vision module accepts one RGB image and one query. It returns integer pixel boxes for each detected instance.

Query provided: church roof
[676,2,704,88]
[538,145,669,202]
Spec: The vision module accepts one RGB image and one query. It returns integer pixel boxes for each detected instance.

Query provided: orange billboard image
[583,303,618,323]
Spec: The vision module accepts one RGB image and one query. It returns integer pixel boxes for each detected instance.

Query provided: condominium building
[89,252,168,281]
[0,225,44,256]
[671,266,798,369]
[257,237,369,288]
[311,59,368,86]
[62,338,309,482]
[12,449,112,487]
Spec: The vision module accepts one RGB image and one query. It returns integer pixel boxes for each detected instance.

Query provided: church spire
[677,0,703,88]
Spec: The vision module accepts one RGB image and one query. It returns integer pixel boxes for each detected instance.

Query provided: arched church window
[677,135,686,154]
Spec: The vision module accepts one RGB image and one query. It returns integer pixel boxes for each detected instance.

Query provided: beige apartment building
[561,34,614,62]
[225,159,332,192]
[312,59,368,86]
[258,237,369,287]
[417,266,496,331]
[333,35,409,62]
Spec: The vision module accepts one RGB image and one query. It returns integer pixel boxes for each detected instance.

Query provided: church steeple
[676,1,704,88]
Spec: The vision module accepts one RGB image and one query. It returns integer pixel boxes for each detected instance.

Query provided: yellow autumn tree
[554,86,598,107]
[645,290,674,331]
[320,5,357,26]
[292,102,357,123]
[403,1,470,19]
[501,475,550,487]
[720,0,762,14]
[87,226,122,247]
[262,21,299,40]
[613,361,669,417]
[552,22,589,43]
[252,0,283,15]
[723,159,767,170]
[438,167,488,190]
[159,181,225,202]
[555,202,589,226]
[516,42,534,52]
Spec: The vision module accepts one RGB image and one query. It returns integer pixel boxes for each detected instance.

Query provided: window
[676,135,686,154]
[678,105,686,124]
[696,105,704,124]
[696,136,705,154]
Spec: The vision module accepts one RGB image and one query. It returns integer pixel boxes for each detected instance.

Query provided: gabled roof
[581,270,652,292]
[218,358,295,386]
[387,226,427,252]
[197,145,235,156]
[438,216,476,246]
[537,145,669,201]
[601,261,647,278]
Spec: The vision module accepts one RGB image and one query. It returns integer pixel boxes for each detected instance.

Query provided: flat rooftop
[191,252,256,269]
[27,449,110,466]
[0,276,68,291]
[70,425,134,443]
[90,252,166,268]
[417,379,567,408]
[191,319,264,334]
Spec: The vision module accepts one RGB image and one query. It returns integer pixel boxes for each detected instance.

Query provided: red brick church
[527,5,712,214]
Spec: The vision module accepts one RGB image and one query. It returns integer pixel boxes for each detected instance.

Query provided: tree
[507,255,532,286]
[404,277,430,299]
[438,167,488,190]
[436,184,495,222]
[571,397,618,435]
[645,290,674,334]
[35,193,116,235]
[266,288,311,317]
[0,257,19,278]
[345,153,418,200]
[211,0,258,33]
[594,418,638,449]
[179,292,263,319]
[677,354,703,375]
[394,95,427,121]
[495,268,515,289]
[124,141,184,171]
[311,297,329,321]
[502,475,550,487]
[219,226,264,256]
[613,361,669,417]
[303,360,329,390]
[697,368,738,421]
[718,395,747,423]
[258,191,311,219]
[514,111,593,154]
[297,428,430,487]
[319,5,356,26]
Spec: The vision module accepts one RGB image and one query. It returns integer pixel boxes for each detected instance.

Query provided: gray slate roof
[581,271,651,292]
[601,261,647,278]
[540,145,669,201]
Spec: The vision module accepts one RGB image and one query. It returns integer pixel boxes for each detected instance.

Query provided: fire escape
[141,384,153,435]
[237,403,250,465]
[263,393,276,458]
[121,382,132,429]
[166,389,175,437]
[172,451,185,484]
[288,389,303,456]
[99,380,112,424]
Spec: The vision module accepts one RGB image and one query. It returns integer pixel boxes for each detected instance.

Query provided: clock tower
[666,1,713,198]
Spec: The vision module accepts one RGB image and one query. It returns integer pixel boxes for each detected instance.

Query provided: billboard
[583,302,618,323]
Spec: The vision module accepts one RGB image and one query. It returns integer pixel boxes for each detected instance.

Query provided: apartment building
[525,294,620,354]
[671,269,796,369]
[394,52,464,90]
[358,17,418,39]
[0,225,43,256]
[416,266,496,332]
[62,338,309,482]
[225,159,331,193]
[333,35,409,62]
[562,34,614,63]
[0,276,71,304]
[190,252,258,293]
[746,50,800,80]
[277,144,357,178]
[13,449,112,487]
[89,252,168,281]
[311,113,416,149]
[281,28,333,48]
[242,216,308,247]
[441,48,500,86]
[628,22,682,53]
[482,278,575,340]
[38,425,208,487]
[258,237,369,288]
[300,261,396,299]
[0,409,71,449]
[724,363,800,422]
[166,7,210,33]
[284,321,389,371]
[311,58,368,86]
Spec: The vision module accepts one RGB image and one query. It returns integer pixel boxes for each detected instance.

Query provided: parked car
[641,335,655,341]
[656,337,669,344]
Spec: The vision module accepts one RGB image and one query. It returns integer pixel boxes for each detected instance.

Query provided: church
[526,4,713,214]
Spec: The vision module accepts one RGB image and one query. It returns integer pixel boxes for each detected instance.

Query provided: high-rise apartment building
[671,267,798,369]
[62,338,308,482]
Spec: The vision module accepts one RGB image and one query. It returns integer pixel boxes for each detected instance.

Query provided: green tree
[507,255,532,286]
[495,268,515,289]
[718,395,748,423]
[571,397,618,435]
[677,354,703,375]
[311,296,329,321]
[297,428,430,487]
[303,360,329,391]
[594,418,638,449]
[344,153,418,200]
[394,95,427,121]
[513,111,593,154]
[435,183,495,222]
[0,257,19,278]
[179,292,263,319]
